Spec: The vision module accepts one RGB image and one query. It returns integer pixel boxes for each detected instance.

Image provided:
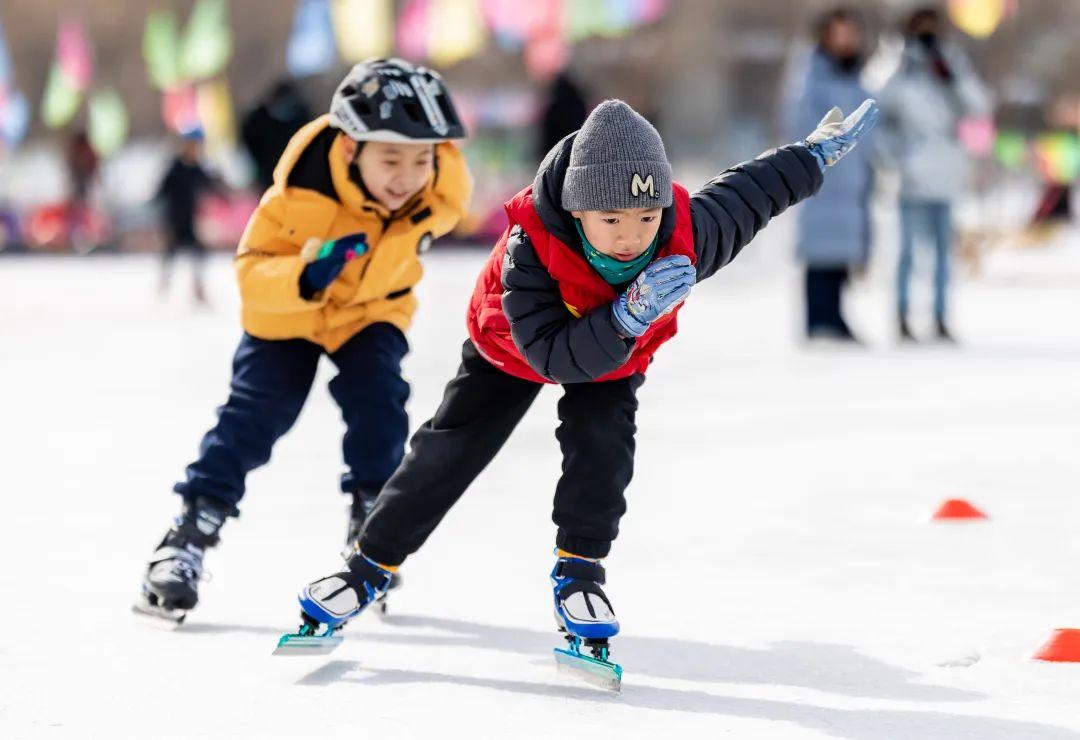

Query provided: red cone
[1032,629,1080,662]
[930,499,988,521]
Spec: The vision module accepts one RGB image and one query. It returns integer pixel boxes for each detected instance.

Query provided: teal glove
[805,98,880,172]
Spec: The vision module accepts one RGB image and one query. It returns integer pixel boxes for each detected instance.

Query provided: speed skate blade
[554,647,622,692]
[132,600,186,630]
[273,632,344,656]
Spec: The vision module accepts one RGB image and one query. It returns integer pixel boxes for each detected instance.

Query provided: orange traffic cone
[1032,629,1080,662]
[930,499,988,521]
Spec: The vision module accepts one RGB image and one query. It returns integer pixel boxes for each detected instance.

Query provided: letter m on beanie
[630,173,656,198]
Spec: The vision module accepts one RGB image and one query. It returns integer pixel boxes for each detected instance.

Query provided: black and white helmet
[328,58,466,144]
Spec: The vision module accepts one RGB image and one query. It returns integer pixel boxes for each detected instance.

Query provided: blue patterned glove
[611,254,696,338]
[804,98,880,172]
[299,233,367,298]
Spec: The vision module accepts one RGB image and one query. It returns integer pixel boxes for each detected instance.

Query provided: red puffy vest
[466,182,695,384]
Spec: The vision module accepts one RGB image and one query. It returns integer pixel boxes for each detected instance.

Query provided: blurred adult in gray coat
[878,7,991,341]
[783,7,872,342]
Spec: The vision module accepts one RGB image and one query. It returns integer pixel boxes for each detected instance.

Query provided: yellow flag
[428,0,486,66]
[332,0,392,62]
[948,0,1007,39]
[197,78,236,161]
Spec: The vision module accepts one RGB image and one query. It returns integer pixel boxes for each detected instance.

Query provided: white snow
[1,230,1079,739]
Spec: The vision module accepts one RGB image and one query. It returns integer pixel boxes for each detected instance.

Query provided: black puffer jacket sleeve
[501,226,633,383]
[691,144,823,281]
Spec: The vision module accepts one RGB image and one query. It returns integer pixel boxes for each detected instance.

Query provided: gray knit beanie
[561,99,673,212]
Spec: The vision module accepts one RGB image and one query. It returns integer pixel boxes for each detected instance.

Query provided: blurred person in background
[1028,94,1078,235]
[135,59,472,625]
[878,5,991,342]
[783,6,872,343]
[241,80,312,193]
[65,129,99,252]
[155,128,221,303]
[537,69,589,163]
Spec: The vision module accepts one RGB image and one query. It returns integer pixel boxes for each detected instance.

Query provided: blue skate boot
[551,553,622,691]
[273,548,394,656]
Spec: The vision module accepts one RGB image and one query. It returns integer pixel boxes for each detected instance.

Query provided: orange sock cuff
[556,548,601,562]
[355,545,400,572]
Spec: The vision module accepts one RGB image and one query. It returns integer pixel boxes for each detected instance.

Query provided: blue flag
[287,0,337,78]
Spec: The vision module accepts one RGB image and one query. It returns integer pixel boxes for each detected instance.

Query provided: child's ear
[569,210,584,219]
[339,135,358,161]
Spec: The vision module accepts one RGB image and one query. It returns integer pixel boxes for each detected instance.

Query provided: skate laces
[152,543,211,585]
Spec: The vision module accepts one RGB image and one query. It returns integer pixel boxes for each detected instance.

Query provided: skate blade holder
[131,601,186,631]
[554,646,623,692]
[273,630,343,656]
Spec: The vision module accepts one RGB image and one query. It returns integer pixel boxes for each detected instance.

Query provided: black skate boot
[345,489,402,609]
[345,489,378,546]
[899,315,916,343]
[935,318,957,344]
[133,496,227,627]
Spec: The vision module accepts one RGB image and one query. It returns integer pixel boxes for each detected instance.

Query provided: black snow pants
[359,340,643,565]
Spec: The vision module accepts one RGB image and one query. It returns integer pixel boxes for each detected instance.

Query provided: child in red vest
[289,98,878,670]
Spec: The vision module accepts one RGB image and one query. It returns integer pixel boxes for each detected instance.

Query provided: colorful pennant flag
[144,10,183,90]
[180,0,233,81]
[197,77,238,159]
[957,116,996,157]
[396,0,431,60]
[0,16,29,149]
[948,0,1009,39]
[1033,132,1080,185]
[162,84,200,133]
[993,130,1027,170]
[480,0,541,49]
[41,63,82,129]
[57,19,93,91]
[0,17,11,87]
[523,2,568,80]
[428,0,487,66]
[332,0,392,62]
[287,0,338,77]
[88,89,129,155]
[0,89,29,149]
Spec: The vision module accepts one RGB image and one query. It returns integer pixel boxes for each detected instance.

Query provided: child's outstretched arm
[691,99,878,281]
[501,227,634,384]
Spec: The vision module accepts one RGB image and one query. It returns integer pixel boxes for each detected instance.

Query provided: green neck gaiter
[573,219,658,285]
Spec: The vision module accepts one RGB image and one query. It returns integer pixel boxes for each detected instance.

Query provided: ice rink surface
[2,229,1079,738]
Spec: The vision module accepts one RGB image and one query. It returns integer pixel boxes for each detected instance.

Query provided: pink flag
[57,19,93,91]
[395,0,430,60]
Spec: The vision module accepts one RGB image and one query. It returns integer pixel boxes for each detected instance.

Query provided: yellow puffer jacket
[234,115,472,352]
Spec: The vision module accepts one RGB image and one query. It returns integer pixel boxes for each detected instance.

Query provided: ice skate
[133,496,226,628]
[550,554,622,691]
[273,549,395,655]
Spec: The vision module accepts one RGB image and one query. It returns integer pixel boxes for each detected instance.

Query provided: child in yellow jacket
[135,59,472,625]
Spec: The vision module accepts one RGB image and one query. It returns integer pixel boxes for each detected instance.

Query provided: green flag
[143,10,182,90]
[181,0,232,81]
[41,63,81,129]
[88,89,129,155]
[993,130,1027,170]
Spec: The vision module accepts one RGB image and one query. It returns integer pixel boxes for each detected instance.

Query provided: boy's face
[342,137,435,211]
[572,207,663,262]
